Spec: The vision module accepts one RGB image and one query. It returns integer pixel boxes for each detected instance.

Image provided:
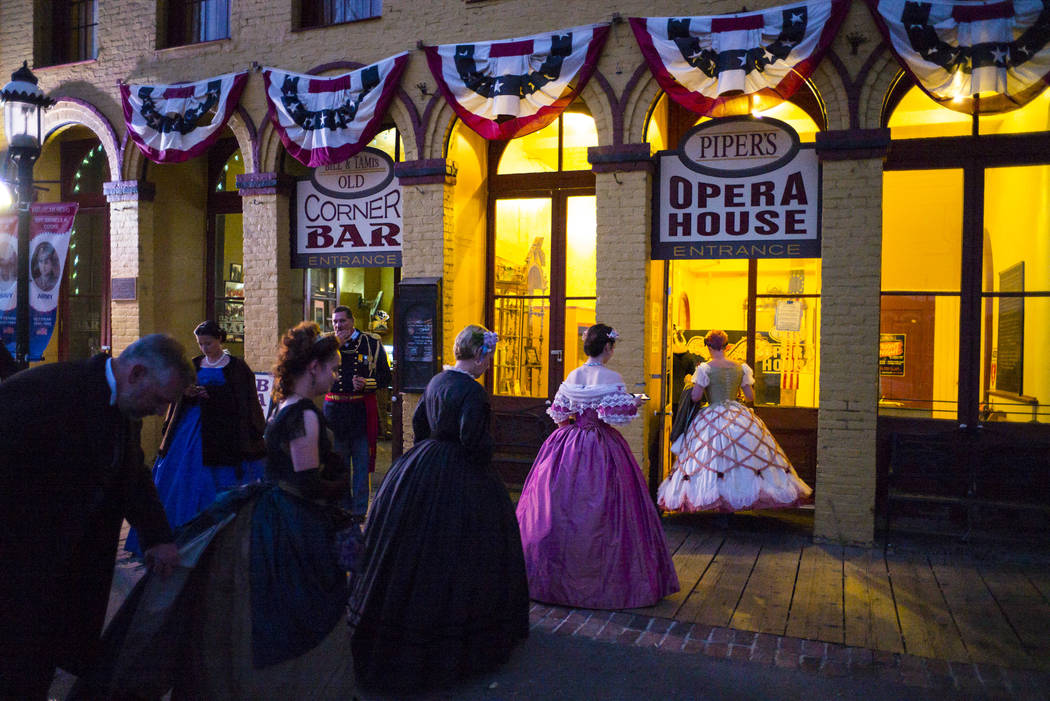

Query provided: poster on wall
[879,333,906,377]
[1,203,79,361]
[255,372,275,418]
[653,116,820,260]
[294,146,402,269]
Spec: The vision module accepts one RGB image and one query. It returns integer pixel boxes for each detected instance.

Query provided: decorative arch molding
[858,51,902,130]
[622,66,664,146]
[810,57,846,131]
[226,106,258,174]
[41,98,121,181]
[428,98,460,161]
[577,75,614,148]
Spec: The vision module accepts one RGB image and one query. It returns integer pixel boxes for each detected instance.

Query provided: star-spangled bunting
[630,0,848,116]
[424,24,609,140]
[868,0,1050,111]
[121,72,249,163]
[263,53,409,167]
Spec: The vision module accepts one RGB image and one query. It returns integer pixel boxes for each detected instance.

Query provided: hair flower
[608,329,620,340]
[482,330,499,354]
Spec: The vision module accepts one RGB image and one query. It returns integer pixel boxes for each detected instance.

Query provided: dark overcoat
[0,353,173,673]
[157,354,266,466]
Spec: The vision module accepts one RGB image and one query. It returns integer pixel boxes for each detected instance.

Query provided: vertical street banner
[0,202,79,360]
[255,372,276,418]
[294,146,402,268]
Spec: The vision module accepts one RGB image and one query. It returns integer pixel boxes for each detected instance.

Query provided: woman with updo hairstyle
[348,323,529,692]
[658,329,812,515]
[92,321,355,698]
[125,319,267,556]
[516,323,679,609]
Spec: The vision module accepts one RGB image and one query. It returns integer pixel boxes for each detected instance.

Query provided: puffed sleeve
[596,384,639,425]
[693,362,711,388]
[459,383,493,464]
[741,363,755,386]
[546,384,574,424]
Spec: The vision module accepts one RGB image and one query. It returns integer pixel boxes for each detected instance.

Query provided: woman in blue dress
[126,320,265,554]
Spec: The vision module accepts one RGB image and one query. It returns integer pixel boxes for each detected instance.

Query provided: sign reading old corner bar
[653,116,820,260]
[294,146,402,268]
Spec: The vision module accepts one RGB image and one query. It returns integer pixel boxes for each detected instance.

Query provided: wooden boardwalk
[630,516,1050,672]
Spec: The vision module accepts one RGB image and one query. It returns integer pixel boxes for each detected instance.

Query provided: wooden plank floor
[644,520,1050,671]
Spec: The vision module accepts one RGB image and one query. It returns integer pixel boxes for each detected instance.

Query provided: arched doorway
[485,104,599,488]
[646,85,826,497]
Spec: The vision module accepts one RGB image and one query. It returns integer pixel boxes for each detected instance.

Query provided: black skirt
[347,438,529,691]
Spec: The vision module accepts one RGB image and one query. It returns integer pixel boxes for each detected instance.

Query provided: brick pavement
[528,603,1050,698]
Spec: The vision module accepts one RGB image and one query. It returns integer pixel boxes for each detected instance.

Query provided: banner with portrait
[1,203,79,361]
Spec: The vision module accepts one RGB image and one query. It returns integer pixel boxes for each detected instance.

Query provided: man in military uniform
[325,305,392,518]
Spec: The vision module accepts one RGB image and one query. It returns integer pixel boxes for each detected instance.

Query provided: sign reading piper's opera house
[653,116,820,259]
[294,146,402,268]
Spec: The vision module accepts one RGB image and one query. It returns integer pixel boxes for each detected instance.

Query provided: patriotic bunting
[120,72,248,163]
[630,1,848,116]
[868,0,1050,111]
[263,53,410,167]
[424,24,609,140]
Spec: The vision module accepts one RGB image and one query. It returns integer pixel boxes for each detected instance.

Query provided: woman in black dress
[348,324,529,692]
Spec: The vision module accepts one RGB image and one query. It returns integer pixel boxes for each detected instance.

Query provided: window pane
[984,165,1050,293]
[215,150,243,192]
[564,298,596,381]
[979,89,1050,135]
[494,199,551,290]
[882,170,963,292]
[887,86,972,140]
[756,259,821,408]
[879,294,959,420]
[497,120,559,175]
[494,198,552,398]
[214,212,245,347]
[981,296,1050,423]
[493,297,549,398]
[66,212,105,360]
[560,112,598,171]
[565,196,596,297]
[367,127,402,161]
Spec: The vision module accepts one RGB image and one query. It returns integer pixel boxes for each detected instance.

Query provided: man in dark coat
[0,334,192,700]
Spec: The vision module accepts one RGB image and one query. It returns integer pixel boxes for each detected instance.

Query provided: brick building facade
[4,0,1049,546]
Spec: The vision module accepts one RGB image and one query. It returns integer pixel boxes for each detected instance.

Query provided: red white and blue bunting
[868,0,1050,111]
[630,1,848,116]
[263,53,409,167]
[120,72,248,163]
[423,24,609,140]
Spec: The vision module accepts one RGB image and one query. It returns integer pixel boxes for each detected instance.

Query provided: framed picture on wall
[229,263,242,282]
[225,281,244,298]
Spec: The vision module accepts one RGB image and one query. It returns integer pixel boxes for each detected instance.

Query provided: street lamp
[1,61,54,370]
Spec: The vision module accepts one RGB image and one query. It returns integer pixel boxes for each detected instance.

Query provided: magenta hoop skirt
[516,409,679,609]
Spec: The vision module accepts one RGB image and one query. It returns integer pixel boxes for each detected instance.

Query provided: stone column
[393,159,456,449]
[589,144,656,475]
[813,129,891,546]
[237,173,295,373]
[103,180,156,353]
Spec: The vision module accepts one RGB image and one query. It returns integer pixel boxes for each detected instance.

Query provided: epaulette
[363,331,382,341]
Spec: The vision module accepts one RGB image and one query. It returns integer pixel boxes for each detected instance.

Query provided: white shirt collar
[105,357,117,406]
[350,329,360,341]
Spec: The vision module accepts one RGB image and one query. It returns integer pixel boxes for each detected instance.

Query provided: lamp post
[1,61,54,370]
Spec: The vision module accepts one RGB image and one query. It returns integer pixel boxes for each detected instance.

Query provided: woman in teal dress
[126,320,265,554]
[77,322,355,699]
